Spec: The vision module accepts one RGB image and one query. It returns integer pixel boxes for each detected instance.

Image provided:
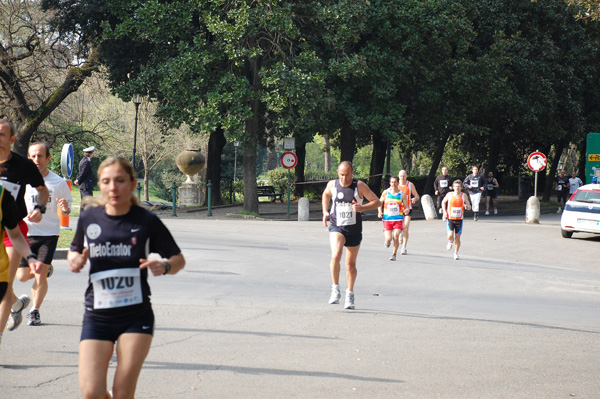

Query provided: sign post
[280,151,298,219]
[527,151,547,197]
[60,144,74,229]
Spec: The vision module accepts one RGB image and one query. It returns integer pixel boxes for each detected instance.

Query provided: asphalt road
[1,213,599,398]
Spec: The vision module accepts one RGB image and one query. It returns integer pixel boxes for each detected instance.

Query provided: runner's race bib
[471,179,479,188]
[387,202,400,217]
[336,202,356,226]
[450,207,463,219]
[439,180,448,188]
[557,185,562,191]
[0,181,21,200]
[487,184,494,190]
[91,268,143,309]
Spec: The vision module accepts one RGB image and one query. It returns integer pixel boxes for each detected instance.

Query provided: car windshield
[572,189,600,203]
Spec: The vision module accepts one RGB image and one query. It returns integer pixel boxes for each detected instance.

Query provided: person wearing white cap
[74,146,95,199]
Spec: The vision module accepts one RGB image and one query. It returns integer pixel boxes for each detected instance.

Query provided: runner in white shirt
[16,142,72,326]
[568,171,583,195]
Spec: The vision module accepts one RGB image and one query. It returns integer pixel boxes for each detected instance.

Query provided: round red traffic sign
[280,151,298,169]
[527,151,547,172]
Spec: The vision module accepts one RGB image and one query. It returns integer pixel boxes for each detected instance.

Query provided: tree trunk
[339,121,357,163]
[206,127,226,206]
[323,135,331,172]
[543,140,566,201]
[294,141,306,198]
[368,133,386,194]
[143,171,150,201]
[424,129,452,196]
[242,49,261,214]
[266,134,278,171]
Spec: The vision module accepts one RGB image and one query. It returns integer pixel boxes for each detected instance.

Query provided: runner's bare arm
[402,192,409,215]
[441,193,450,217]
[322,180,334,227]
[27,184,50,223]
[355,181,381,212]
[464,194,472,211]
[139,253,185,276]
[6,226,44,273]
[378,191,387,218]
[410,183,420,203]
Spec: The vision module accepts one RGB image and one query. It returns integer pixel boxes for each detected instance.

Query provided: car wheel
[561,229,573,238]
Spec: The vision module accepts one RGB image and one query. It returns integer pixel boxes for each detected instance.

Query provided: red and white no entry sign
[281,151,298,169]
[527,151,547,172]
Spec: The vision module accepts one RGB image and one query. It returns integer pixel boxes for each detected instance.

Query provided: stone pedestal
[525,196,540,224]
[421,194,437,221]
[298,197,310,221]
[179,182,201,206]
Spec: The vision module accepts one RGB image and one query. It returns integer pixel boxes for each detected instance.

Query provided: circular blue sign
[61,143,74,178]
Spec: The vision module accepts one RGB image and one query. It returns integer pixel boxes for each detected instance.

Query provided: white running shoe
[7,295,30,331]
[390,254,396,261]
[494,209,498,215]
[384,241,390,248]
[400,247,407,255]
[344,291,355,310]
[446,241,453,251]
[328,288,341,304]
[454,253,459,260]
[485,211,490,215]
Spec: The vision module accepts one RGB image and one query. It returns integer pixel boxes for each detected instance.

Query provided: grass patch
[57,228,75,248]
[238,210,260,218]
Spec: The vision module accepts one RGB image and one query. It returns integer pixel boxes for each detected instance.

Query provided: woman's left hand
[139,259,168,276]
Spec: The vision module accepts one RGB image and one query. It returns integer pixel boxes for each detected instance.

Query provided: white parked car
[560,183,600,238]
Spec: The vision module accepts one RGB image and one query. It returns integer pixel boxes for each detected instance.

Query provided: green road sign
[586,133,600,184]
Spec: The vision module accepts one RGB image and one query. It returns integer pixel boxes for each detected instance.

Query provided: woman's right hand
[68,248,89,273]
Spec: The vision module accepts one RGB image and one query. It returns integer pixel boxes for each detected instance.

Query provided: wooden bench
[257,185,284,202]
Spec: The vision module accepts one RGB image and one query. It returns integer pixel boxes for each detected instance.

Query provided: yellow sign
[589,154,600,162]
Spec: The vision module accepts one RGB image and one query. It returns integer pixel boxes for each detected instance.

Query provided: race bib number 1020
[90,268,143,309]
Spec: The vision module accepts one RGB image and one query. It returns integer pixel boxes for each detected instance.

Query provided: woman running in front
[68,157,185,399]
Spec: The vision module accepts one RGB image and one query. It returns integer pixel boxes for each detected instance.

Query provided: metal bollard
[207,180,212,217]
[171,182,177,217]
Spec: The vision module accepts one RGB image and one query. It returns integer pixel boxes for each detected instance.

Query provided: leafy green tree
[44,0,327,213]
[0,0,97,155]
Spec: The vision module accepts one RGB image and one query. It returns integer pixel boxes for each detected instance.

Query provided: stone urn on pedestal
[176,149,206,206]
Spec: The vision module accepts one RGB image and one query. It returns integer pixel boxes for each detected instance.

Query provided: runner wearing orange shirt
[442,180,471,260]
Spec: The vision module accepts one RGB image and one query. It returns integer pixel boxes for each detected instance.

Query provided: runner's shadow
[142,361,404,383]
[155,327,337,341]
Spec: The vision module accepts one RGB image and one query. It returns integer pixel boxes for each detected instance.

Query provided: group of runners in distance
[322,161,502,310]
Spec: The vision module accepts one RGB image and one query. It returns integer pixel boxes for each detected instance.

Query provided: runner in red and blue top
[322,161,380,310]
[378,176,409,261]
[68,157,185,399]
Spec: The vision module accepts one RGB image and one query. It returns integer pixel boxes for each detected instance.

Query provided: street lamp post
[233,141,240,182]
[132,94,143,173]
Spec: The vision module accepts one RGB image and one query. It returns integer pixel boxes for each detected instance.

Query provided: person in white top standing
[16,142,72,326]
[568,171,583,195]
